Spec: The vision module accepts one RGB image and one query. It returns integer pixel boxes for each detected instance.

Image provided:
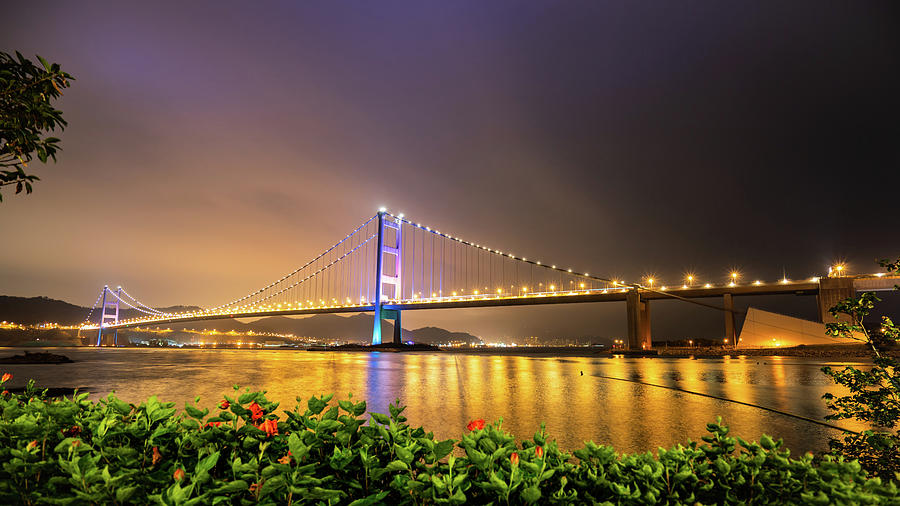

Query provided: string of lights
[118,287,171,315]
[106,289,166,316]
[207,214,377,312]
[234,232,376,309]
[81,288,106,323]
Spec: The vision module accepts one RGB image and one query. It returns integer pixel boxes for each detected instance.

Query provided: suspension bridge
[80,210,899,349]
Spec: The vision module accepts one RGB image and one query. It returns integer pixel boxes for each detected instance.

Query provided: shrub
[822,257,900,479]
[0,376,896,505]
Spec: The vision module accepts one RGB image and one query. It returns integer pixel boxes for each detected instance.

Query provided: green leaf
[384,460,408,472]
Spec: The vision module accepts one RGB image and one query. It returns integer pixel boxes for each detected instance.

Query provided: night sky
[2,2,898,340]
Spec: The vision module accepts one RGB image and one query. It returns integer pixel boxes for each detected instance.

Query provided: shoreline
[0,343,891,359]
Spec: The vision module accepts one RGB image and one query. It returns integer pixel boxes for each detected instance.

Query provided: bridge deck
[98,281,821,330]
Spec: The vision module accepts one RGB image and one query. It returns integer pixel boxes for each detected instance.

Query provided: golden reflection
[17,347,863,456]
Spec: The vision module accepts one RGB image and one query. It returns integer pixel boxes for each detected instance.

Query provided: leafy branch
[0,51,74,201]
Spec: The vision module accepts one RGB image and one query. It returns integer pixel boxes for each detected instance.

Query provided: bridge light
[704,283,711,288]
[550,285,555,290]
[579,283,585,288]
[753,280,762,285]
[780,277,789,284]
[379,207,387,212]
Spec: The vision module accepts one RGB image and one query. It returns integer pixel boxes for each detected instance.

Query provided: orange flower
[535,446,544,458]
[1,390,8,396]
[259,418,278,437]
[152,446,162,465]
[510,452,519,466]
[466,419,486,431]
[173,468,185,481]
[1,373,11,382]
[219,399,230,409]
[26,440,38,451]
[249,482,260,493]
[248,401,264,421]
[278,455,291,465]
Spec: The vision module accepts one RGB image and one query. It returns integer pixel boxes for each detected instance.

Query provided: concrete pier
[723,293,736,346]
[626,289,651,350]
[817,277,855,323]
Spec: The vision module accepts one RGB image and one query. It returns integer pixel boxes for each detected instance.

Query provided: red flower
[510,452,519,466]
[1,390,8,396]
[1,373,11,383]
[219,399,230,409]
[249,482,260,493]
[258,418,278,437]
[466,419,486,431]
[248,401,264,421]
[26,440,38,451]
[173,468,185,481]
[62,425,81,437]
[535,445,544,458]
[152,446,162,465]
[205,421,223,429]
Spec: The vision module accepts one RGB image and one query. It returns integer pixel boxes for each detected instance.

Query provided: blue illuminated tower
[372,210,402,345]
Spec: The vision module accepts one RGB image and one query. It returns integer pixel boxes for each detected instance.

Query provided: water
[0,347,867,455]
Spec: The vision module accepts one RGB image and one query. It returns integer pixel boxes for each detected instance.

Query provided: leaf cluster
[0,51,74,200]
[0,378,896,505]
[822,257,900,479]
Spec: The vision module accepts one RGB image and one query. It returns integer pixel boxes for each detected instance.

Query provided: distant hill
[0,295,481,344]
[406,326,482,345]
[0,296,86,325]
[0,296,202,325]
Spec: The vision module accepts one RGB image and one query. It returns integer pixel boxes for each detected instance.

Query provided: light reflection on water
[0,347,867,455]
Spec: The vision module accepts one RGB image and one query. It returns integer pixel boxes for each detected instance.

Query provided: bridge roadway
[100,281,821,330]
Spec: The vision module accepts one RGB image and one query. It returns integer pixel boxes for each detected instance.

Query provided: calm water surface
[0,347,867,455]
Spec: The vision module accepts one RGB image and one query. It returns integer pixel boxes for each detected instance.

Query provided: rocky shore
[0,351,73,364]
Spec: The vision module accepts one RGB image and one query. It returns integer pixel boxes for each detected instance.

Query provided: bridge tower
[96,286,121,346]
[372,211,403,345]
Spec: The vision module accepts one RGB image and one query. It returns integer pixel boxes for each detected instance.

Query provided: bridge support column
[626,289,651,350]
[817,277,855,323]
[723,293,736,347]
[380,309,402,345]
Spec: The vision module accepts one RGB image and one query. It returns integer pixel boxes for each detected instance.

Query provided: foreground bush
[0,377,897,505]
